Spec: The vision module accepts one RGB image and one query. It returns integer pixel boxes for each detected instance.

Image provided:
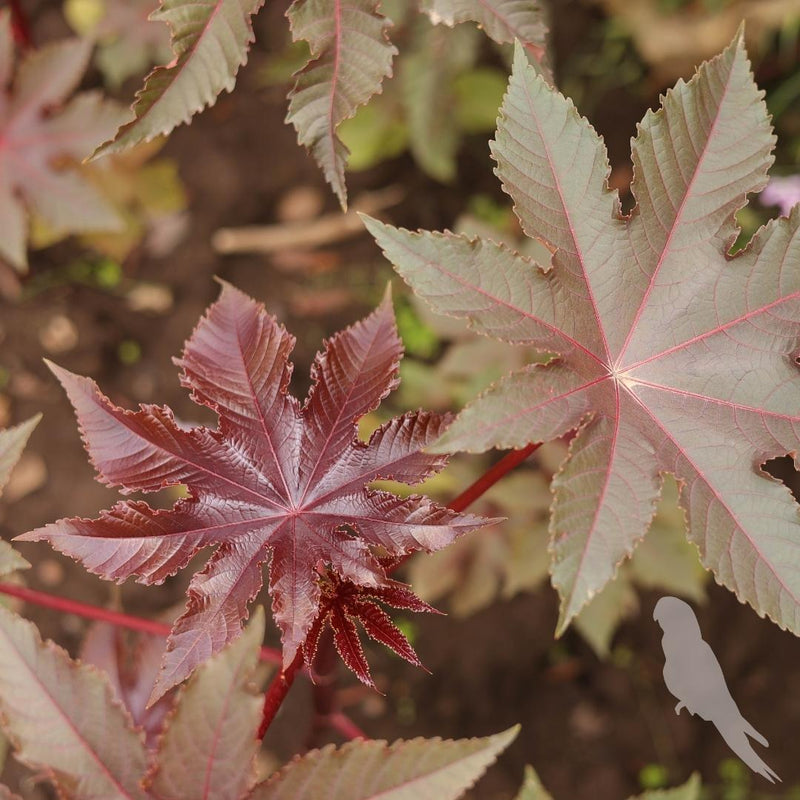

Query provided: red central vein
[233,320,293,500]
[630,378,800,421]
[385,232,605,369]
[521,73,612,366]
[616,67,733,364]
[297,319,386,506]
[326,0,342,168]
[622,384,799,602]
[623,290,800,373]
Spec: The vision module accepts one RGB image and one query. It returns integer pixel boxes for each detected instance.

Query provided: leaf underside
[18,283,486,703]
[247,725,519,800]
[91,0,265,158]
[365,34,800,639]
[286,0,398,208]
[420,0,548,63]
[0,12,125,271]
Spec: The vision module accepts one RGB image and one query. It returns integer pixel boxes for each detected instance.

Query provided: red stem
[0,582,283,665]
[447,443,540,512]
[258,649,304,739]
[7,0,32,48]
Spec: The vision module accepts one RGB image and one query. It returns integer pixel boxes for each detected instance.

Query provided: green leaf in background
[453,67,508,133]
[401,21,478,183]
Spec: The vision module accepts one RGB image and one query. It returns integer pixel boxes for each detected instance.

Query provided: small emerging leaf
[513,765,553,800]
[92,0,265,158]
[0,415,40,495]
[248,725,519,799]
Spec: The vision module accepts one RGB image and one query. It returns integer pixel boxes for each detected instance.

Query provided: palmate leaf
[248,725,518,800]
[18,283,486,703]
[0,12,125,271]
[286,0,398,208]
[91,0,265,159]
[365,34,800,639]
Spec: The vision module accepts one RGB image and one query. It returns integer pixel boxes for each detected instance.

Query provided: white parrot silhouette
[653,596,780,784]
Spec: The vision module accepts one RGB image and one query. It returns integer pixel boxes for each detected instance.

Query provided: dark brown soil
[1,1,799,797]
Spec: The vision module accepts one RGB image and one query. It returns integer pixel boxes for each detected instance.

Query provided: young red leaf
[247,725,519,799]
[303,568,438,688]
[365,35,800,639]
[0,12,126,271]
[18,283,487,703]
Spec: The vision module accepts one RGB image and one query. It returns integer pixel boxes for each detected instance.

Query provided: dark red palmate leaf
[303,566,439,688]
[19,283,488,703]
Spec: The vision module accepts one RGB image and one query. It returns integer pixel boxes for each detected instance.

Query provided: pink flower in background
[760,175,800,216]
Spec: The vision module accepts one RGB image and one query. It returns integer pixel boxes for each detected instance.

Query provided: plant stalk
[0,581,284,663]
[258,649,304,739]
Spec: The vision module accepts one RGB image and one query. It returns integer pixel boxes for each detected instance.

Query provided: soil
[1,1,799,797]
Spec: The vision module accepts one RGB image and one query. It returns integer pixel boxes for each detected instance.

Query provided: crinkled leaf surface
[19,283,485,702]
[0,606,149,799]
[420,0,547,63]
[248,725,518,799]
[303,566,437,687]
[365,35,800,638]
[146,608,265,800]
[0,13,125,270]
[286,0,397,208]
[92,0,265,158]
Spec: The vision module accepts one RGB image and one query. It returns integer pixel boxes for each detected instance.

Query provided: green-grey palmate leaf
[248,725,518,799]
[92,0,265,158]
[286,0,397,208]
[364,34,800,639]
